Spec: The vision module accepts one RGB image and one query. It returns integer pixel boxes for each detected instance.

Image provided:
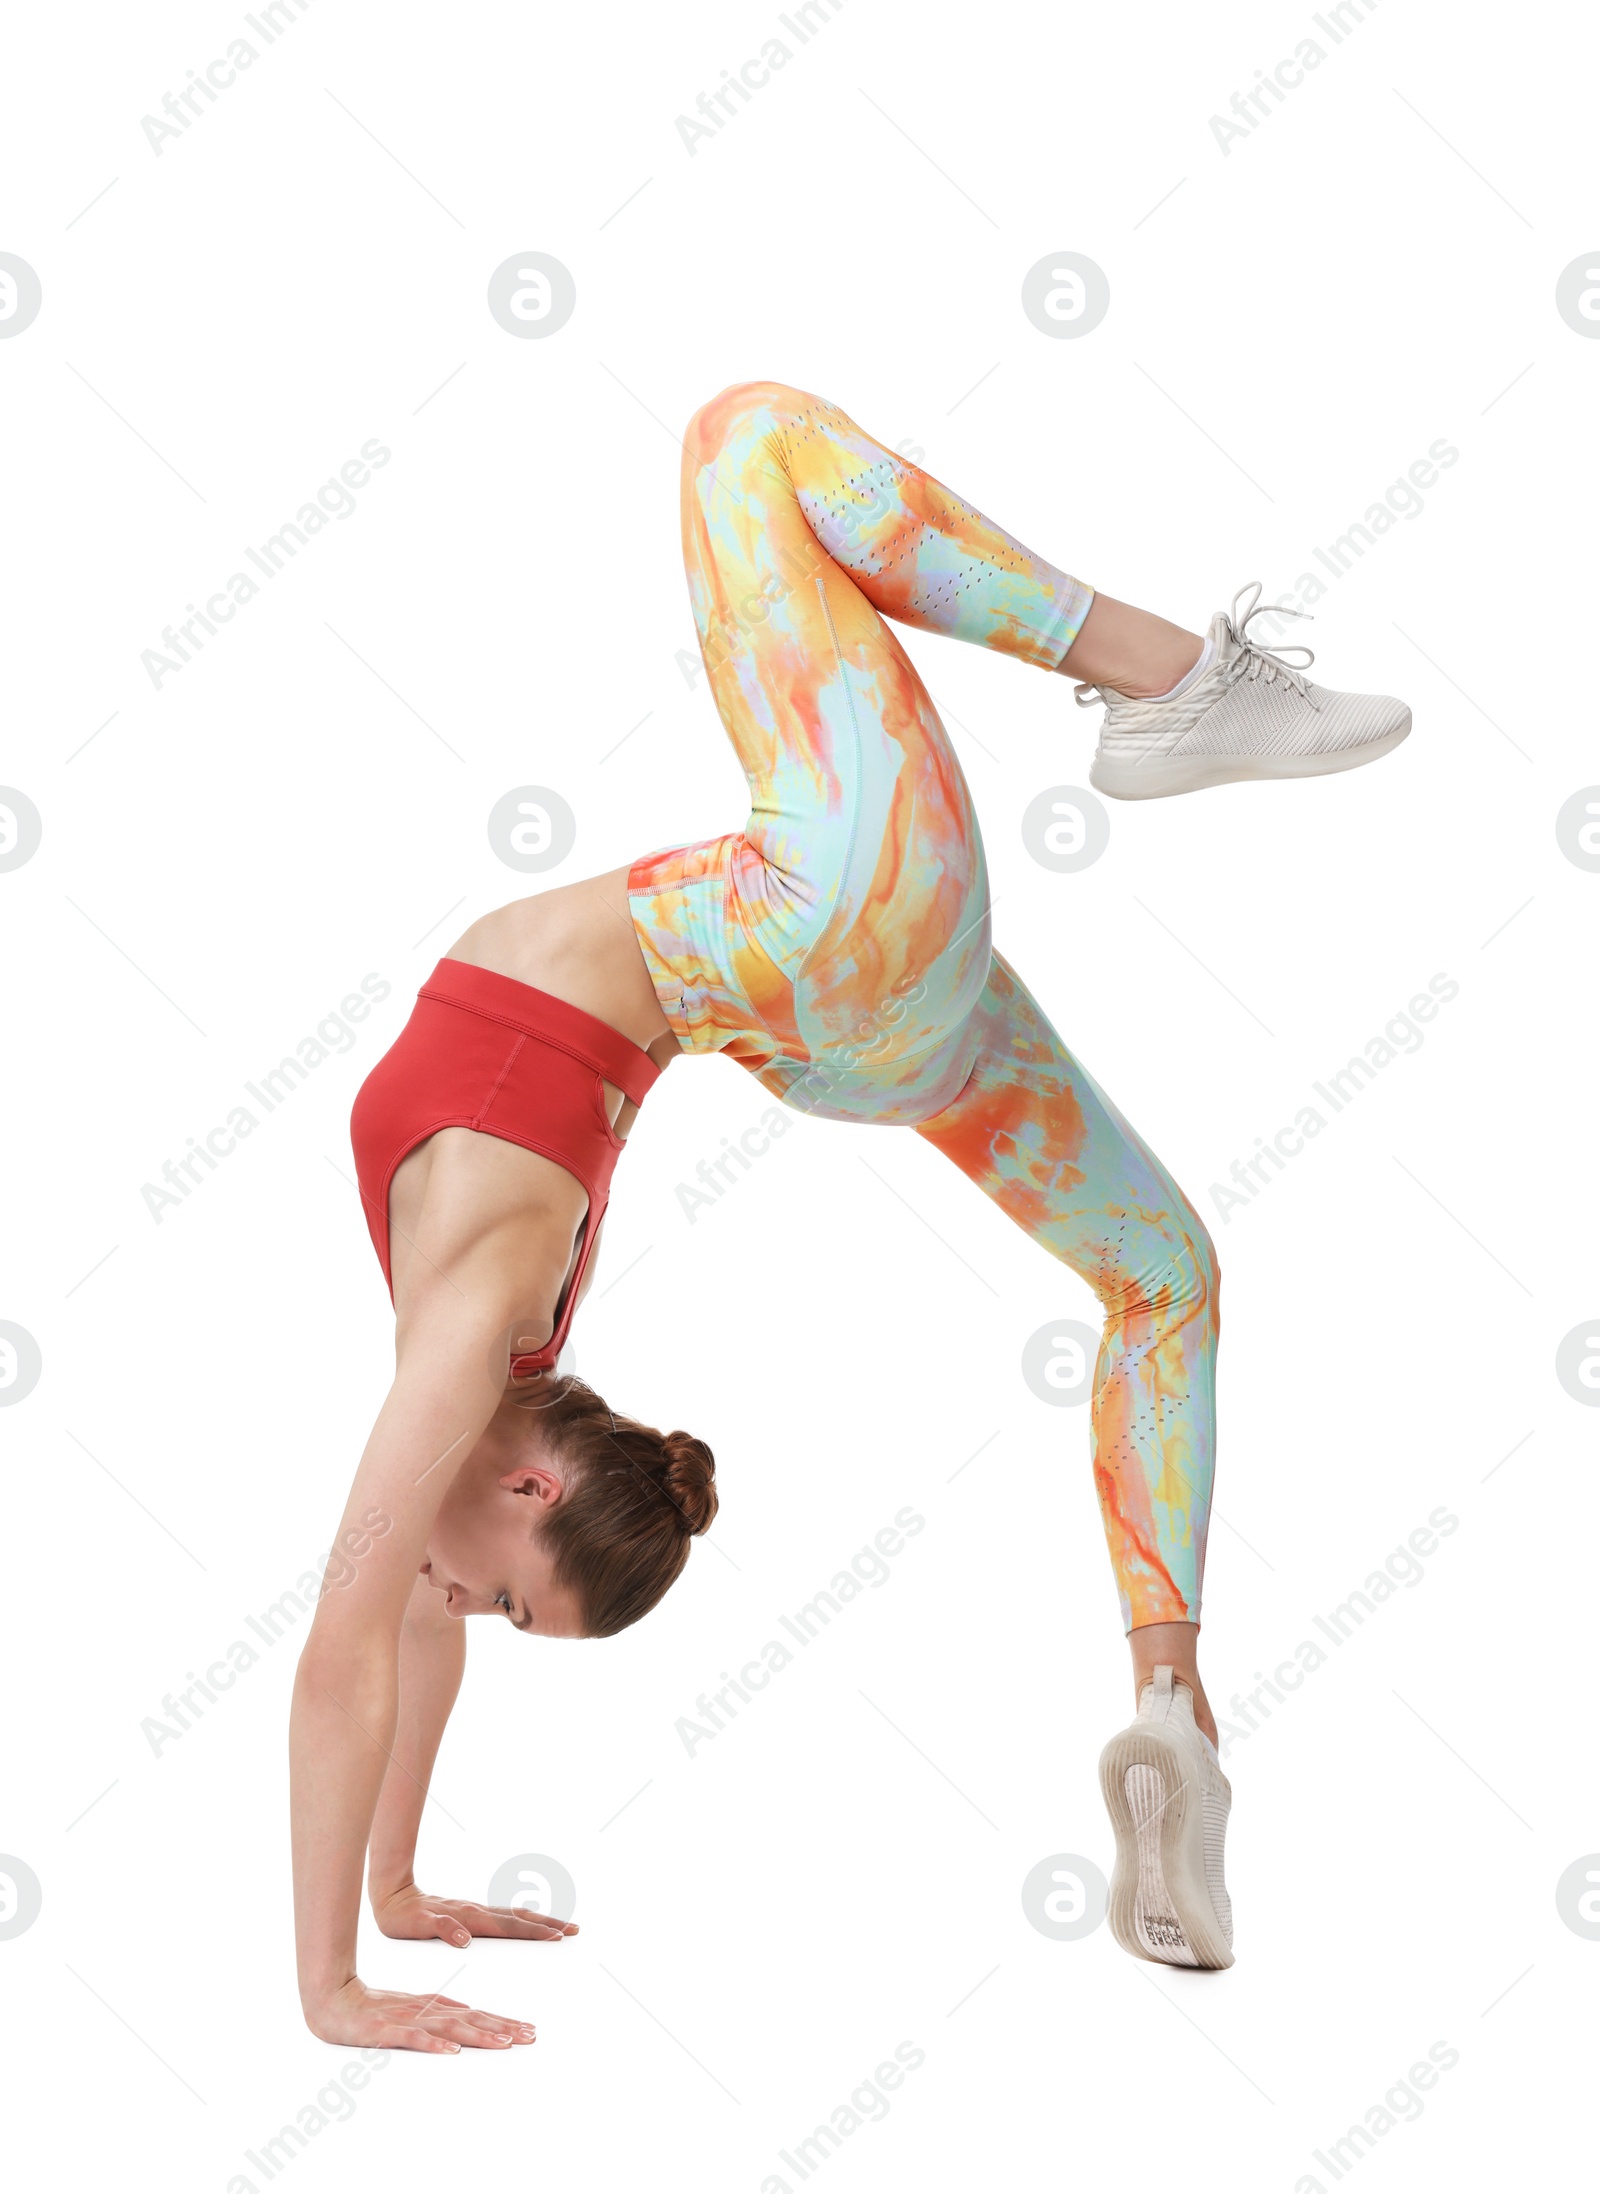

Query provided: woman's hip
[627,830,991,1125]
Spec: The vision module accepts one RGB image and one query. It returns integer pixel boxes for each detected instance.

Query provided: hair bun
[662,1429,717,1536]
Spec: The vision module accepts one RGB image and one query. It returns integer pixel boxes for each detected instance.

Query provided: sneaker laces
[1220,580,1316,700]
[1072,581,1315,709]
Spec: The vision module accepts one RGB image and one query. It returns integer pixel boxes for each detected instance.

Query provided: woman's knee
[684,381,820,465]
[1101,1201,1219,1332]
[1168,1203,1221,1328]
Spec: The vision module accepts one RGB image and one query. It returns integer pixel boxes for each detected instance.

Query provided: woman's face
[423,1428,587,1637]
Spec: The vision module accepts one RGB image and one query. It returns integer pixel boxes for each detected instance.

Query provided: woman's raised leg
[631,382,1102,1124]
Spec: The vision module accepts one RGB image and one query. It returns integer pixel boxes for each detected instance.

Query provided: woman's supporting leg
[630,382,1097,1124]
[914,951,1220,1734]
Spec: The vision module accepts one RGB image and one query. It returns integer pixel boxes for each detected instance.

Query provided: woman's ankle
[1128,1620,1218,1746]
[1172,1676,1219,1749]
[1059,593,1205,698]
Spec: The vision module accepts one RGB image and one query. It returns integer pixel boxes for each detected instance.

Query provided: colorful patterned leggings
[629,384,1219,1629]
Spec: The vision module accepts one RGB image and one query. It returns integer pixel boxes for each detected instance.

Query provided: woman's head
[422,1377,716,1639]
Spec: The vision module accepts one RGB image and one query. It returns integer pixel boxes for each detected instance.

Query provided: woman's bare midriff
[447,865,675,1080]
[386,865,679,1347]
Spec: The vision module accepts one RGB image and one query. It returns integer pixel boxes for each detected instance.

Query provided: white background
[2,0,1594,2185]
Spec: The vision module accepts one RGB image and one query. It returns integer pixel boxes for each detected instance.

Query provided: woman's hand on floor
[374,1883,578,1946]
[305,1976,537,2053]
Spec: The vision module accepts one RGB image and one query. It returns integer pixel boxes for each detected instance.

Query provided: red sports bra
[349,958,662,1372]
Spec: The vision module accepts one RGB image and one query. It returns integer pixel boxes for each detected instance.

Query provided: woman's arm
[363,1574,466,1915]
[364,1575,576,1947]
[290,1283,537,2053]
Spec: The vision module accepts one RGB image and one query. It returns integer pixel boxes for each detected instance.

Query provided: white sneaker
[1079,583,1410,800]
[1098,1666,1234,1969]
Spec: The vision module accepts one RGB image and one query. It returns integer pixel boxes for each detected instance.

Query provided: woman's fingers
[423,1909,475,1947]
[379,2024,462,2055]
[437,2021,510,2048]
[412,1992,534,2037]
[458,2009,535,2039]
[440,1900,576,1939]
[432,2013,534,2048]
[315,1983,533,2055]
[385,1892,578,1941]
[375,2005,535,2050]
[479,1904,577,1937]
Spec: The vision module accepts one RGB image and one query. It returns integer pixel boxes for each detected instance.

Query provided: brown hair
[524,1377,716,1637]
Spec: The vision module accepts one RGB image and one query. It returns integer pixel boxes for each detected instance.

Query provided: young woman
[291,382,1410,2049]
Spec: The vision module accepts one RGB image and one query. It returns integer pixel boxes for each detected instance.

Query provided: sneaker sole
[1098,1724,1234,1970]
[1090,716,1410,801]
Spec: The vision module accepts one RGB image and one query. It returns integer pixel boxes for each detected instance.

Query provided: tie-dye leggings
[629,384,1218,1630]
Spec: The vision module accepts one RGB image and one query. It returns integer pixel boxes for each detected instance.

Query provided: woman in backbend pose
[292,383,1409,2049]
